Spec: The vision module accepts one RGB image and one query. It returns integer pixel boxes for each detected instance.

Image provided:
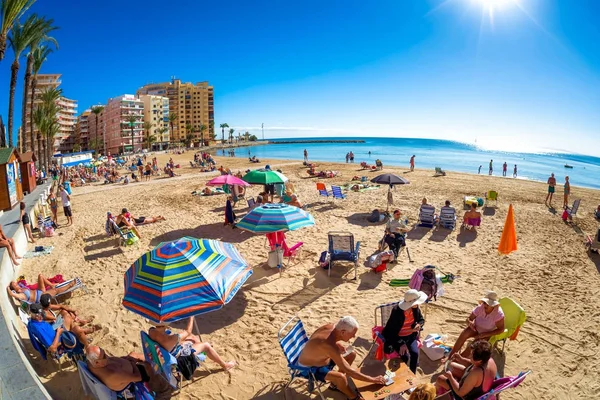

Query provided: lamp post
[261,123,264,141]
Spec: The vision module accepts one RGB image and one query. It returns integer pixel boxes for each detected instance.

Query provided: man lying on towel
[297,316,386,399]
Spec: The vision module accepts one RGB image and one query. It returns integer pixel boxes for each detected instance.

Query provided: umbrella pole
[193,318,203,342]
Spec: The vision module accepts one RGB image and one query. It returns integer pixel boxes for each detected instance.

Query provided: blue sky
[1,0,599,155]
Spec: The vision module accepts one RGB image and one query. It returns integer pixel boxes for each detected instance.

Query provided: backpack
[420,269,438,301]
[319,251,330,269]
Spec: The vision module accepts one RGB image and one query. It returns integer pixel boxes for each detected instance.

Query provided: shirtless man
[297,316,386,399]
[86,345,172,399]
[115,210,142,239]
[121,208,166,226]
[0,224,22,265]
[545,173,556,207]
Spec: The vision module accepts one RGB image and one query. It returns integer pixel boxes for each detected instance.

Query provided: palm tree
[91,105,104,154]
[168,112,177,145]
[0,0,35,62]
[142,121,153,150]
[32,87,61,170]
[22,30,57,152]
[156,127,168,149]
[7,14,52,146]
[219,123,228,143]
[228,128,235,144]
[184,123,194,147]
[126,115,139,153]
[30,44,51,159]
[244,131,250,142]
[199,124,207,147]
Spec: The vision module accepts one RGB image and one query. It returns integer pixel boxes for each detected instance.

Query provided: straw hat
[398,289,428,310]
[480,291,500,307]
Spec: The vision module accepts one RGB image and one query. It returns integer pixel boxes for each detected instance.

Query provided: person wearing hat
[27,303,81,358]
[448,291,505,358]
[382,289,427,373]
[39,293,100,345]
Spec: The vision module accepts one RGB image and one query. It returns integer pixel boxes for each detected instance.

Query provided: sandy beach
[16,152,600,399]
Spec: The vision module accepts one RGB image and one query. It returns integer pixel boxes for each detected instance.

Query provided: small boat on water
[564,164,574,169]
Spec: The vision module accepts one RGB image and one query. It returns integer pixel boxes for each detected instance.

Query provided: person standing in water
[513,165,518,178]
[502,162,507,177]
[410,155,415,172]
[478,165,482,174]
[488,160,493,175]
[303,149,308,162]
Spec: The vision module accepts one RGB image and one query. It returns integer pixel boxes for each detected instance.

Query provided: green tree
[249,134,258,142]
[7,14,53,146]
[72,143,81,152]
[185,123,194,147]
[228,128,235,144]
[209,120,214,140]
[156,127,168,148]
[0,0,35,62]
[199,124,207,147]
[244,131,250,142]
[32,87,61,170]
[91,105,104,154]
[126,115,139,152]
[142,121,153,150]
[22,20,56,152]
[168,112,177,145]
[30,44,51,161]
[219,123,228,143]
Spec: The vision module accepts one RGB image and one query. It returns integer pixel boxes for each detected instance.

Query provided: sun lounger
[278,316,325,400]
[438,206,457,230]
[53,277,88,302]
[331,185,346,200]
[434,167,446,176]
[418,205,436,228]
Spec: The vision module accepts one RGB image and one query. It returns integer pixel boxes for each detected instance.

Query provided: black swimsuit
[451,365,486,400]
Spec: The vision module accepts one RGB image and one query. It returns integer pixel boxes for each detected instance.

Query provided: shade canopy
[123,237,252,323]
[370,173,410,185]
[242,169,288,185]
[236,203,315,233]
[498,204,518,255]
[207,175,250,187]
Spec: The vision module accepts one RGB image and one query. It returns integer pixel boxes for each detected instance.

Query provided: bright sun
[474,0,518,9]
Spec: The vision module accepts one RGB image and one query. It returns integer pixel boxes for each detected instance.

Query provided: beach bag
[420,269,438,301]
[268,248,284,268]
[422,334,450,361]
[561,210,569,221]
[44,226,54,237]
[319,251,330,269]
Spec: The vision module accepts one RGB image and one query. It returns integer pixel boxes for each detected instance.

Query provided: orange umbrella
[498,204,518,255]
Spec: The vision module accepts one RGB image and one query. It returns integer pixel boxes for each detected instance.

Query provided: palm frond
[0,0,36,35]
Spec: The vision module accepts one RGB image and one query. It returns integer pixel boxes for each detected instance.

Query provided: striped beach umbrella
[236,203,315,233]
[123,237,252,323]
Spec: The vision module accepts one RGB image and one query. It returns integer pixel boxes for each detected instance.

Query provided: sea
[226,137,600,191]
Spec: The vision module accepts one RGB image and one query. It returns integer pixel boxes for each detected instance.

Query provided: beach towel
[23,246,55,259]
[18,274,64,290]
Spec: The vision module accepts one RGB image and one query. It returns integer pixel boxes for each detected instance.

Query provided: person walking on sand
[488,160,493,175]
[59,184,73,226]
[563,176,571,209]
[304,149,308,162]
[410,155,415,172]
[545,173,556,207]
[513,164,517,178]
[502,162,507,177]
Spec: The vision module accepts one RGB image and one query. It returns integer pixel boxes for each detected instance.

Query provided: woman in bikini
[148,316,235,371]
[48,188,59,226]
[436,340,497,400]
[7,274,76,303]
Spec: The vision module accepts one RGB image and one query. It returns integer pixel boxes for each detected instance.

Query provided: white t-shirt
[60,190,71,207]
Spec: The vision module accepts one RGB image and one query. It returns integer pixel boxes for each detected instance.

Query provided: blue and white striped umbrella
[236,203,315,233]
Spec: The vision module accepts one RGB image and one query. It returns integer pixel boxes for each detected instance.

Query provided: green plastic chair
[485,190,499,207]
[489,297,526,353]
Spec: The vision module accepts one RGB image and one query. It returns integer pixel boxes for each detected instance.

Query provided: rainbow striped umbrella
[123,237,252,323]
[236,203,315,233]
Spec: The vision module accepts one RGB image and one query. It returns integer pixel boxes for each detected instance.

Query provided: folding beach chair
[278,316,325,400]
[489,297,526,353]
[77,361,135,400]
[247,197,256,209]
[27,321,85,371]
[435,370,532,400]
[362,302,398,366]
[418,205,436,228]
[331,185,346,200]
[434,167,446,176]
[53,277,88,303]
[267,232,304,267]
[566,199,581,224]
[140,331,181,390]
[327,231,360,279]
[316,183,331,199]
[438,206,457,230]
[485,191,499,207]
[108,219,139,246]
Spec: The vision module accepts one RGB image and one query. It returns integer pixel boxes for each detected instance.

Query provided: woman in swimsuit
[6,274,76,303]
[563,176,571,209]
[436,340,497,400]
[148,316,235,371]
[48,188,59,226]
[20,202,35,243]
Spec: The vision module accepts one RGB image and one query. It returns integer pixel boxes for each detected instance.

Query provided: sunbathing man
[121,208,166,226]
[384,210,409,258]
[0,224,22,265]
[436,340,497,400]
[115,210,142,239]
[7,274,76,304]
[448,291,504,358]
[298,316,386,399]
[86,345,172,399]
[463,203,481,230]
[39,293,100,345]
[148,316,235,372]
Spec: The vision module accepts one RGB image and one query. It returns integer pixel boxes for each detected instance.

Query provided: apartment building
[139,94,170,150]
[137,78,214,145]
[87,106,106,154]
[75,110,91,151]
[23,73,78,153]
[104,94,144,154]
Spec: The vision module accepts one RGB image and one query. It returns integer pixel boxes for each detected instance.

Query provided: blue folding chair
[438,206,457,230]
[316,183,331,199]
[328,231,360,279]
[417,205,436,228]
[331,186,346,200]
[278,316,325,400]
[77,361,137,399]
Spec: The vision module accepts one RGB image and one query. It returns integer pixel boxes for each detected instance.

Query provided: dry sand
[15,152,600,399]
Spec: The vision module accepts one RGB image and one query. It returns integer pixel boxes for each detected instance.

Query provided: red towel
[18,274,64,290]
